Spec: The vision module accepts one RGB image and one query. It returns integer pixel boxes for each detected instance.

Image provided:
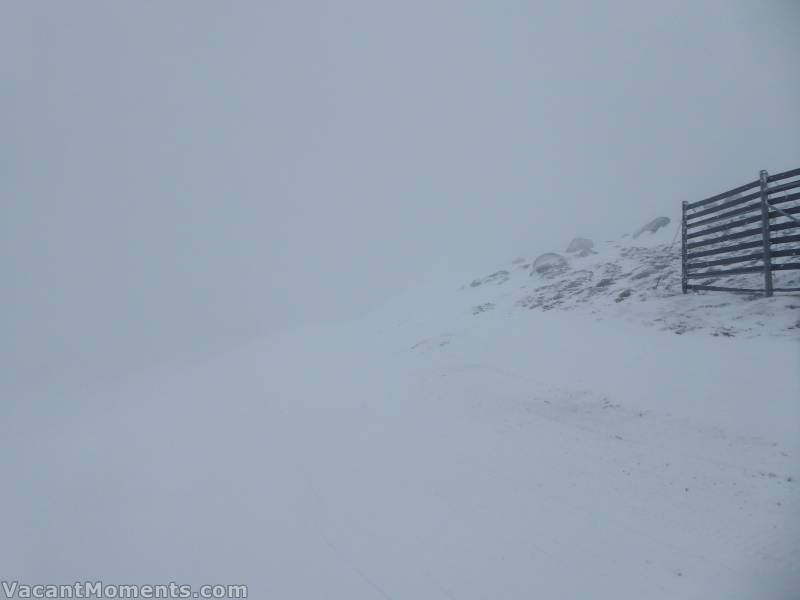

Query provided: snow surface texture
[1,224,798,599]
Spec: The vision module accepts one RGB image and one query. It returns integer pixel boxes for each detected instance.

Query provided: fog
[3,0,799,387]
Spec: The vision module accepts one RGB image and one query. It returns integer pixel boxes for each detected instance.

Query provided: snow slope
[2,229,799,599]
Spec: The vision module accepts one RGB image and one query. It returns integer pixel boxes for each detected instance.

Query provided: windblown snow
[2,225,798,599]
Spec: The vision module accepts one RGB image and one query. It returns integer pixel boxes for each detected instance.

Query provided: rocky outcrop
[633,217,670,238]
[566,237,595,256]
[470,270,510,287]
[532,253,568,275]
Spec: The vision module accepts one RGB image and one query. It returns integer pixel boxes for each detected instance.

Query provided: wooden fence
[681,167,800,295]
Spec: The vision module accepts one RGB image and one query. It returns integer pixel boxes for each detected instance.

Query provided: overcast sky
[2,0,799,387]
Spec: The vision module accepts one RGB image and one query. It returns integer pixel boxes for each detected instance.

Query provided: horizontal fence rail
[681,167,800,296]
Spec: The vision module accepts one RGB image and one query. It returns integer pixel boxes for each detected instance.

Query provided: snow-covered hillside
[2,225,798,599]
[464,221,800,338]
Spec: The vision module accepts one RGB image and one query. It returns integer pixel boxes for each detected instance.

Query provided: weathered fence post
[759,169,774,297]
[681,201,688,293]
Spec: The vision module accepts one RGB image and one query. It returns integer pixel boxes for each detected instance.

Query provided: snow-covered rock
[566,237,595,256]
[633,216,671,238]
[469,270,510,287]
[532,252,568,274]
